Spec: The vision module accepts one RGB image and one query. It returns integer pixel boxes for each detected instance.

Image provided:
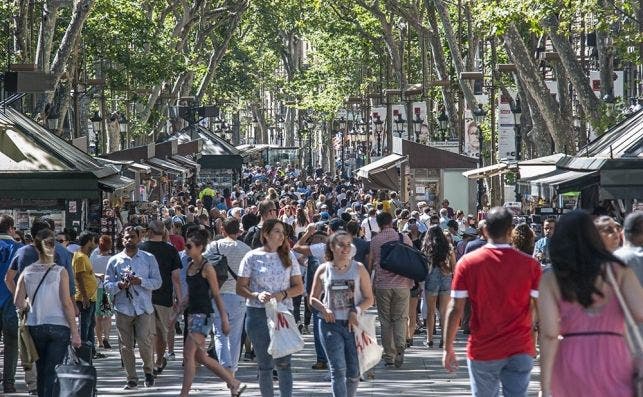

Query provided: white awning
[356,154,406,179]
[462,163,514,179]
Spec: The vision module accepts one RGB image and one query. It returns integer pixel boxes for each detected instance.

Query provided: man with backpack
[369,211,413,368]
[243,200,277,249]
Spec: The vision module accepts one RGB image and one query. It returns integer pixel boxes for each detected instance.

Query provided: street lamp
[118,113,128,149]
[510,98,522,161]
[277,115,285,146]
[603,94,615,116]
[304,114,315,175]
[251,115,258,144]
[393,111,405,138]
[472,103,487,211]
[89,111,102,155]
[373,113,383,156]
[412,109,423,143]
[338,116,346,175]
[437,108,449,141]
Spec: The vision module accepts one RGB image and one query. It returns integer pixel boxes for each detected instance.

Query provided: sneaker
[311,361,328,370]
[153,357,168,376]
[165,352,176,361]
[302,324,309,334]
[272,369,279,381]
[28,390,38,396]
[297,322,304,333]
[243,351,255,361]
[102,339,112,349]
[123,381,138,390]
[394,351,404,368]
[144,373,155,387]
[93,352,107,359]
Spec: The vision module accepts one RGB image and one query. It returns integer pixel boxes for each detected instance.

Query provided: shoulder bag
[380,233,429,282]
[18,265,54,369]
[606,264,643,397]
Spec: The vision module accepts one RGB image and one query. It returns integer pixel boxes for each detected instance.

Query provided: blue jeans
[212,293,246,373]
[467,353,533,397]
[319,319,359,397]
[0,299,18,385]
[76,301,96,348]
[245,306,293,397]
[312,309,327,363]
[29,324,70,397]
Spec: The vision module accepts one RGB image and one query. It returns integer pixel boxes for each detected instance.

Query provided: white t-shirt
[360,217,380,241]
[205,238,251,295]
[310,243,326,262]
[239,249,301,310]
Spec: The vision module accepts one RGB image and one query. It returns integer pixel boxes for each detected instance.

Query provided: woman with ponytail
[236,219,304,397]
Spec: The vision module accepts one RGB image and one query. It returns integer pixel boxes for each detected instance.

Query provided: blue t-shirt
[0,238,22,307]
[352,237,370,266]
[10,243,75,296]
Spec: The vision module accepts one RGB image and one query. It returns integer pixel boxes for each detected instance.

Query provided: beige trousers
[375,287,410,363]
[115,312,154,382]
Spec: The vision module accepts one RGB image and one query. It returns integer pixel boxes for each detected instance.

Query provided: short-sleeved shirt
[72,251,98,302]
[239,249,301,310]
[352,237,370,265]
[369,227,414,289]
[204,238,251,295]
[451,244,542,360]
[10,243,75,296]
[139,241,182,307]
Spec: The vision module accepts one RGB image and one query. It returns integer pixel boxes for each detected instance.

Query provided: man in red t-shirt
[443,207,541,396]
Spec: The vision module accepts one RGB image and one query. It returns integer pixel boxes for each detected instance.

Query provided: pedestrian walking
[236,219,304,397]
[309,231,374,397]
[104,226,162,389]
[14,229,81,397]
[538,210,643,397]
[443,207,542,396]
[369,211,413,368]
[180,228,246,397]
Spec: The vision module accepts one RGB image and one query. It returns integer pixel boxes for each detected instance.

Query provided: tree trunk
[541,14,602,128]
[425,3,458,138]
[13,0,31,62]
[595,1,614,99]
[431,0,478,110]
[504,24,573,153]
[34,0,66,70]
[195,6,245,102]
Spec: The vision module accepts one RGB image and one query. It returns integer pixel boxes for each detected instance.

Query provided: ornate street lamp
[118,113,128,149]
[412,109,423,143]
[603,94,615,116]
[89,111,102,155]
[251,115,258,144]
[338,116,346,174]
[472,103,487,211]
[510,98,522,161]
[437,108,449,141]
[373,113,383,156]
[393,111,405,138]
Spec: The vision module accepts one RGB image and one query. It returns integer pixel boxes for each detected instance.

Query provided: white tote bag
[265,299,305,359]
[354,314,383,375]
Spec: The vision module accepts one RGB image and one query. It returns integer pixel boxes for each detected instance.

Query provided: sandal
[230,383,247,397]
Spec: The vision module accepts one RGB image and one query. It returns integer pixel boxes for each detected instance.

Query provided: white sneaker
[164,352,176,361]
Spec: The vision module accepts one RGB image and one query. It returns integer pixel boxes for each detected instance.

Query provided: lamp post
[118,113,128,149]
[304,115,314,175]
[393,111,405,138]
[472,104,487,211]
[412,109,423,143]
[89,110,102,155]
[603,94,616,116]
[510,98,522,202]
[251,116,258,144]
[437,108,449,141]
[338,116,346,176]
[373,113,383,156]
[277,115,285,146]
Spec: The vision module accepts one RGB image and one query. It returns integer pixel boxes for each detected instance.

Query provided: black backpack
[203,242,238,286]
[243,225,262,249]
[380,233,429,282]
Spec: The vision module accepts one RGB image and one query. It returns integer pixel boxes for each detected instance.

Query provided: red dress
[551,288,634,396]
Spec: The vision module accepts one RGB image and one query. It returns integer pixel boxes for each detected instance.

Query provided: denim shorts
[425,266,452,296]
[188,313,214,336]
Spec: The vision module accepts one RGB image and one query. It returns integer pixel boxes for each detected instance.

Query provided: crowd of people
[0,162,642,397]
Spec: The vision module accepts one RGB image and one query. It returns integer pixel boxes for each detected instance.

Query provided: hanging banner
[497,91,516,161]
[464,108,480,159]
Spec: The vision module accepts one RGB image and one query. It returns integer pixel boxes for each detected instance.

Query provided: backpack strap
[398,233,404,243]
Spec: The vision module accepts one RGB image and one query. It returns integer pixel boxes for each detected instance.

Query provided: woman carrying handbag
[538,211,643,397]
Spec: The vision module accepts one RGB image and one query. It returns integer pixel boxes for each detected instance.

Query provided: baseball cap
[329,218,345,232]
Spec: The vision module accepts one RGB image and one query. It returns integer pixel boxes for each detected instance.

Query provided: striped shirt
[369,226,414,289]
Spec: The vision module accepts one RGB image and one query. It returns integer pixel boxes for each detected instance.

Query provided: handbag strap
[31,265,54,307]
[605,263,643,353]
